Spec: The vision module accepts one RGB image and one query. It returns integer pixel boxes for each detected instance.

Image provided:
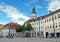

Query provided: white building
[0,22,20,37]
[1,28,16,37]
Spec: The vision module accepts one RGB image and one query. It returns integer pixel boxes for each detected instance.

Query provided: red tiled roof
[25,18,36,23]
[24,18,36,25]
[27,18,36,22]
[0,22,20,30]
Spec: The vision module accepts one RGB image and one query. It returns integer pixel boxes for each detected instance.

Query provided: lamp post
[49,11,56,38]
[33,20,36,37]
[8,29,11,38]
[52,15,56,38]
[39,20,40,38]
[38,17,41,38]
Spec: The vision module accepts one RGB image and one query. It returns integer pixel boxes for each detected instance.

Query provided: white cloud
[25,1,32,7]
[0,2,30,25]
[25,0,39,7]
[48,0,60,11]
[36,6,42,9]
[31,0,38,3]
[15,21,24,25]
[25,3,30,7]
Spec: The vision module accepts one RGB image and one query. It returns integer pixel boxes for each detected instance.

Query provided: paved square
[0,38,60,42]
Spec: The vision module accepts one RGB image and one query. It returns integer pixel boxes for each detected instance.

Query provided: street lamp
[38,17,41,38]
[39,20,40,38]
[49,11,56,38]
[52,15,56,38]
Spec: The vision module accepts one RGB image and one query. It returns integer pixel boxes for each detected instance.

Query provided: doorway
[56,33,60,37]
[46,32,49,38]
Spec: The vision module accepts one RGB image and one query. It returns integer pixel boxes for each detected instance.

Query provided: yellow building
[43,9,60,38]
[24,7,60,38]
[37,9,60,38]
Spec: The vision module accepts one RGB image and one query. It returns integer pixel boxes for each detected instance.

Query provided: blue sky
[0,0,60,25]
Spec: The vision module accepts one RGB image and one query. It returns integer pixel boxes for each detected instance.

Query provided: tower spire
[32,7,36,14]
[31,7,37,19]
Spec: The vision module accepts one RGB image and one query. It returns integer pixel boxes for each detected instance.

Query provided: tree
[25,23,33,31]
[16,26,25,33]
[16,23,33,32]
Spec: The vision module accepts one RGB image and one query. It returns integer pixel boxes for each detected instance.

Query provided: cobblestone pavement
[0,37,60,42]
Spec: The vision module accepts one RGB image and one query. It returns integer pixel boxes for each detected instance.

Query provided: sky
[0,0,60,25]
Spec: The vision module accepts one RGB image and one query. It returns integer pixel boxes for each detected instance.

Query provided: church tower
[31,7,37,19]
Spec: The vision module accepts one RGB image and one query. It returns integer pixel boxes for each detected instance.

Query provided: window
[47,25,49,29]
[47,18,48,22]
[58,14,60,18]
[50,24,51,28]
[41,27,43,29]
[55,23,57,28]
[49,18,51,21]
[45,26,46,29]
[39,21,40,24]
[50,24,52,28]
[41,21,42,23]
[59,22,60,27]
[45,19,46,23]
[52,16,54,20]
[53,24,54,28]
[45,26,48,29]
[55,15,57,19]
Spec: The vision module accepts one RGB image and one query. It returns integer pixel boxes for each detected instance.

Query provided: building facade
[25,7,60,38]
[0,22,20,37]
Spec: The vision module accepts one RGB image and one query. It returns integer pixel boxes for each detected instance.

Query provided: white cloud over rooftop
[48,0,60,11]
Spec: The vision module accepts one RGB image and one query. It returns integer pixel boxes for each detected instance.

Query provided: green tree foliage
[16,26,25,33]
[25,23,33,31]
[16,23,33,32]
